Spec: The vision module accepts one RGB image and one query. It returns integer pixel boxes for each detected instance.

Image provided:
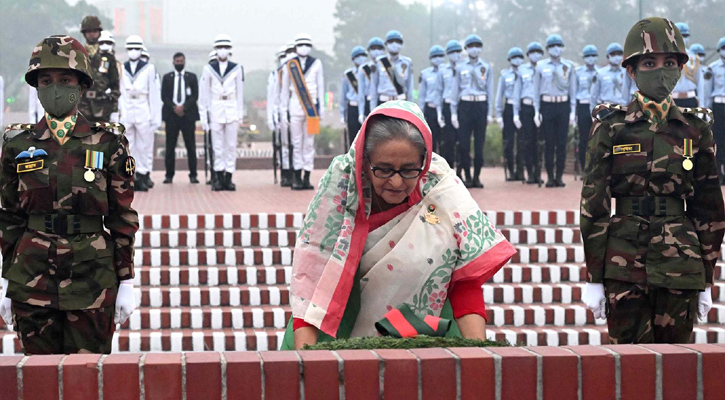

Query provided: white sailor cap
[125,35,144,49]
[214,34,233,48]
[294,33,312,47]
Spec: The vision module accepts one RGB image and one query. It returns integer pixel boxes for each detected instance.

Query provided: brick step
[133,226,584,249]
[484,282,724,305]
[136,210,580,230]
[118,306,289,331]
[133,247,293,267]
[132,285,290,308]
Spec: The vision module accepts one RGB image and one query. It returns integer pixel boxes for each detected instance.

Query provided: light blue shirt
[533,57,577,111]
[621,73,638,104]
[496,67,520,116]
[356,60,374,117]
[435,62,457,112]
[674,51,707,106]
[370,54,414,109]
[513,62,538,114]
[706,58,725,108]
[590,65,626,111]
[451,57,495,116]
[340,66,360,119]
[418,65,442,109]
[575,65,597,101]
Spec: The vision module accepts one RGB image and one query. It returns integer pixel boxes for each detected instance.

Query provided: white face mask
[99,44,113,52]
[720,49,725,58]
[528,52,542,63]
[386,42,402,54]
[510,57,524,67]
[584,56,598,65]
[127,49,141,61]
[296,45,311,57]
[548,46,563,58]
[683,36,690,46]
[447,52,461,63]
[466,47,481,58]
[431,56,444,66]
[216,48,230,60]
[609,55,623,65]
[353,55,367,66]
[369,49,384,59]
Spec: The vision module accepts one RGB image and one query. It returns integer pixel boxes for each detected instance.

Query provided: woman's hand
[294,326,320,350]
[456,313,487,340]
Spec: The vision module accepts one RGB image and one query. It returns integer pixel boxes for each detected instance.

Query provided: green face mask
[37,83,81,118]
[634,67,680,102]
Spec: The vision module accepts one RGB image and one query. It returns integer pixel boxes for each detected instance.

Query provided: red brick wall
[0,344,723,400]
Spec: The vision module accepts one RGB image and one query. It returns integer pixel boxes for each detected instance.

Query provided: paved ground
[134,167,585,214]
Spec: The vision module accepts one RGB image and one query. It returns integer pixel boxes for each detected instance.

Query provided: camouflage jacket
[0,114,138,310]
[580,100,725,290]
[78,48,120,122]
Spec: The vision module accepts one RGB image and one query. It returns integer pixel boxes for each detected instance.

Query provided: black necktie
[176,73,182,103]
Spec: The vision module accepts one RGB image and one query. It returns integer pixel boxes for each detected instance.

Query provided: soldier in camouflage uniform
[580,18,725,344]
[0,35,138,354]
[78,16,120,123]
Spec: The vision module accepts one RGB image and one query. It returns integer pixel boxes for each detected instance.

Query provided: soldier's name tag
[613,144,641,155]
[17,160,44,173]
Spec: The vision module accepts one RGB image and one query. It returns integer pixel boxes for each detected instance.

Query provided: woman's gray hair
[363,115,427,161]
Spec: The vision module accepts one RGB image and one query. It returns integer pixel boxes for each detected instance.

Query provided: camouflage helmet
[623,17,689,68]
[25,35,93,89]
[80,15,102,33]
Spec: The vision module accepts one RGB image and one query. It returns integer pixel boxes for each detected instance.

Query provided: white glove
[358,114,365,125]
[437,112,445,128]
[487,115,494,125]
[569,112,577,127]
[201,121,210,132]
[534,113,542,128]
[110,112,120,123]
[114,279,136,325]
[0,278,12,326]
[451,114,460,129]
[513,115,522,129]
[582,282,606,320]
[273,111,280,125]
[340,116,346,125]
[267,120,275,131]
[698,287,713,320]
[496,117,503,126]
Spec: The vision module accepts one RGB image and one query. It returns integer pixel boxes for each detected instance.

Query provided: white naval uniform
[279,56,324,172]
[28,86,44,123]
[119,59,161,175]
[199,59,244,173]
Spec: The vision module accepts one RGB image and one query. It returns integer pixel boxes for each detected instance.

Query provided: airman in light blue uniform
[435,40,463,168]
[590,42,626,110]
[357,37,385,123]
[496,47,525,181]
[369,30,414,110]
[514,42,544,184]
[672,22,706,108]
[341,46,368,147]
[418,45,445,153]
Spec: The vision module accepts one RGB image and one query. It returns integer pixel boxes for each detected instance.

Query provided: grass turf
[302,335,510,350]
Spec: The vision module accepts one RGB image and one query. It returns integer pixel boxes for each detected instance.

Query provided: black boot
[291,170,304,190]
[134,174,148,192]
[224,172,236,191]
[145,173,154,189]
[471,167,484,188]
[280,169,292,187]
[462,168,473,188]
[555,174,566,188]
[302,170,314,190]
[545,168,556,188]
[211,171,225,191]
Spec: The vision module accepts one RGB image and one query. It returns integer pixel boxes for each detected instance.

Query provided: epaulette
[681,107,714,124]
[591,103,625,122]
[3,124,33,142]
[92,122,126,135]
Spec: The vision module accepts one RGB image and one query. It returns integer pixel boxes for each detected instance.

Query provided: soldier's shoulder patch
[125,156,136,177]
[3,124,34,142]
[681,107,714,124]
[592,103,625,122]
[92,122,126,136]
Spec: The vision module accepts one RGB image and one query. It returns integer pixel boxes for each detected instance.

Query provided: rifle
[203,127,208,183]
[502,133,510,182]
[535,135,545,188]
[570,125,581,181]
[272,121,280,184]
[286,111,293,175]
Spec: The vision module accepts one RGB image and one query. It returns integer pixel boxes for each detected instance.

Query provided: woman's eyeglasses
[368,164,424,179]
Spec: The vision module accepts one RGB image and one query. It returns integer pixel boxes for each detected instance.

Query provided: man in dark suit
[162,52,200,183]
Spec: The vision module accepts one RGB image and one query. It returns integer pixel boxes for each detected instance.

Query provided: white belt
[444,99,453,104]
[214,94,235,101]
[366,96,372,101]
[379,94,407,102]
[521,98,534,106]
[460,94,487,102]
[577,99,590,104]
[506,99,516,105]
[714,96,725,104]
[673,91,696,99]
[542,95,568,103]
[129,94,148,100]
[426,102,437,108]
[348,100,359,107]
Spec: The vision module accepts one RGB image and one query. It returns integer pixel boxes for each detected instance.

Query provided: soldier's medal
[682,138,694,171]
[562,65,568,80]
[125,157,136,177]
[400,63,407,78]
[84,149,104,182]
[424,204,441,225]
[480,66,486,80]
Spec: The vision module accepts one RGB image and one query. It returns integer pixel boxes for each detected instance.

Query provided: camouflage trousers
[12,301,115,354]
[604,279,698,344]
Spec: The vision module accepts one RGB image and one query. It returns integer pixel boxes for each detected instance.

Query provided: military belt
[506,99,516,105]
[28,214,104,235]
[673,90,696,99]
[542,95,568,103]
[348,100,359,107]
[713,97,725,104]
[616,197,685,217]
[460,94,487,102]
[577,99,590,104]
[521,98,534,106]
[379,94,407,102]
